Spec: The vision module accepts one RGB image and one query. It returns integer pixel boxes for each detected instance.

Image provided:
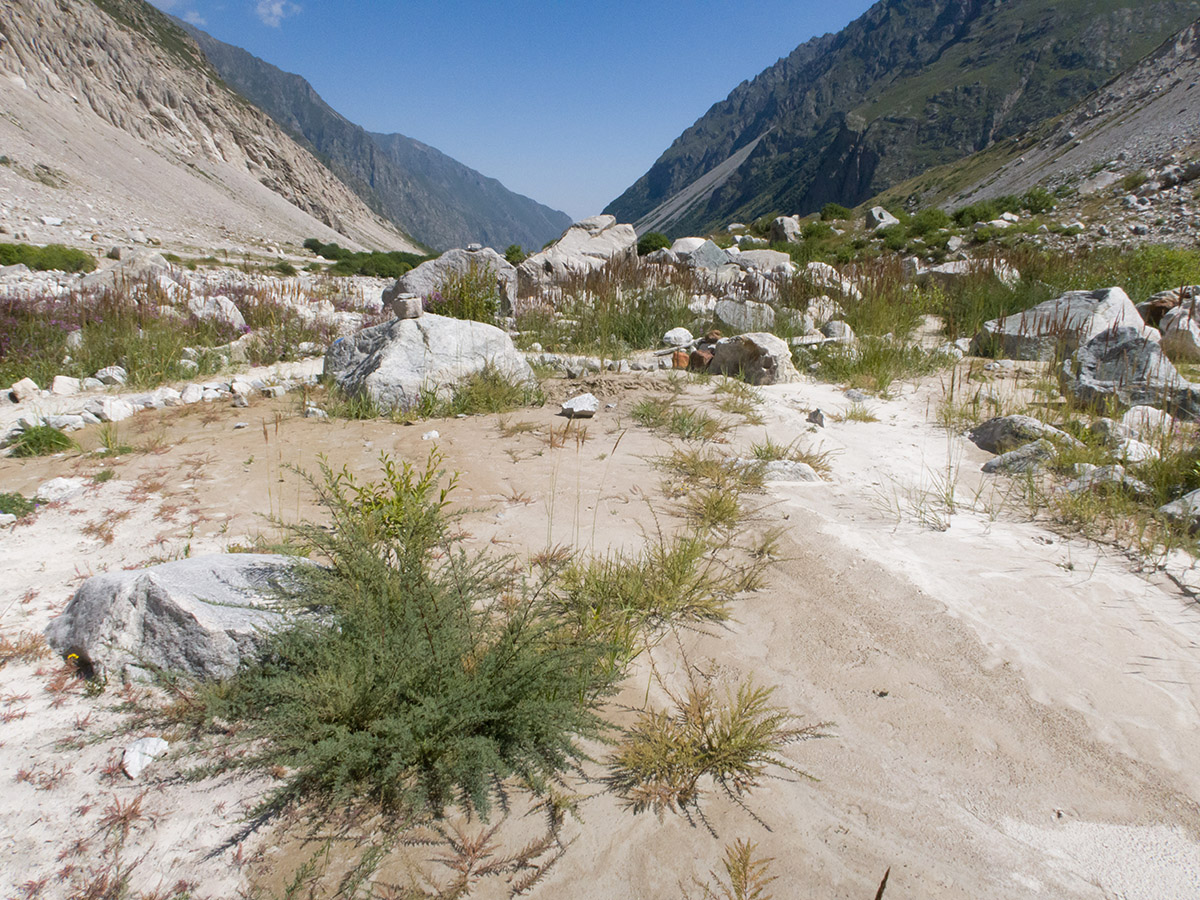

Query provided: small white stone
[10,377,40,402]
[561,393,599,418]
[35,476,88,503]
[122,737,169,779]
[422,430,440,441]
[50,376,81,396]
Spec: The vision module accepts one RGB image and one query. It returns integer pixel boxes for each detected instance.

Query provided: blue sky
[151,1,876,220]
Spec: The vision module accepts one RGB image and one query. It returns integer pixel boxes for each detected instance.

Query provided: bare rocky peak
[0,0,420,253]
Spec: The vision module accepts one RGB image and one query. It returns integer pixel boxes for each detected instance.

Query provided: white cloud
[184,10,207,25]
[254,0,301,27]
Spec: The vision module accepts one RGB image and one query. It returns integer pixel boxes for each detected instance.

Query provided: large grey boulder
[981,439,1056,474]
[79,250,170,290]
[324,313,534,410]
[737,249,794,275]
[1060,325,1200,420]
[914,259,1020,289]
[969,415,1079,454]
[770,216,802,244]
[715,298,775,332]
[45,554,304,681]
[1159,305,1200,362]
[517,215,637,295]
[709,332,800,385]
[683,240,730,272]
[387,247,516,313]
[971,288,1154,361]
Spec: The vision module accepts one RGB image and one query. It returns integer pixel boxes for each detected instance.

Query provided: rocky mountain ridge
[606,0,1200,237]
[0,0,420,254]
[181,24,571,252]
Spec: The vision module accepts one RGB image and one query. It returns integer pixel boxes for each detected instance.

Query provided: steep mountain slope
[949,17,1200,206]
[606,0,1200,237]
[0,0,418,253]
[182,25,571,252]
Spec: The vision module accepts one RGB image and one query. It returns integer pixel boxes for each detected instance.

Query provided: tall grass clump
[7,424,74,457]
[191,452,615,818]
[426,260,502,322]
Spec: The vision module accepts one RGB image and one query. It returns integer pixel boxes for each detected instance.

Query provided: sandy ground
[1,364,1198,899]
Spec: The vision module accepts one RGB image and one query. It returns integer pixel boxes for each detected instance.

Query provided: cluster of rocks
[2,372,311,451]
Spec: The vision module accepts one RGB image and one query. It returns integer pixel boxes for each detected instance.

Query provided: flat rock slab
[45,553,305,681]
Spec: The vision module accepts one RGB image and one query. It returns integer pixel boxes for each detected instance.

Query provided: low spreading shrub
[637,232,671,256]
[8,425,74,458]
[0,242,96,273]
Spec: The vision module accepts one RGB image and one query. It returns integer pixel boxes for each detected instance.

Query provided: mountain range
[180,24,572,252]
[606,0,1200,237]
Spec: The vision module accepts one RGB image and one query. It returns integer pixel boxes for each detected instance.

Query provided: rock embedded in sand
[45,554,306,681]
[323,313,534,412]
[708,332,800,385]
[969,415,1080,454]
[981,439,1056,474]
[36,476,87,502]
[122,737,169,779]
[561,393,599,418]
[1061,325,1200,419]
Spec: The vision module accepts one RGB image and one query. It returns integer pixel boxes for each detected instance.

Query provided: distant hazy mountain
[182,24,571,252]
[606,0,1200,237]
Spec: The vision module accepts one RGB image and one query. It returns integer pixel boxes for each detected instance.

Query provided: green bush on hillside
[504,243,527,265]
[637,232,671,256]
[0,243,96,274]
[303,238,429,278]
[820,203,853,221]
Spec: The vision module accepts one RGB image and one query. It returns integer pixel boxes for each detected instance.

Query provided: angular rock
[770,216,801,244]
[981,439,1056,474]
[1120,405,1179,440]
[1159,306,1200,362]
[969,415,1079,454]
[51,376,81,396]
[670,237,707,257]
[45,554,305,681]
[36,477,88,503]
[806,295,844,326]
[820,320,855,344]
[1136,286,1200,327]
[187,295,246,329]
[805,262,862,300]
[866,207,900,230]
[86,397,136,423]
[1159,490,1200,532]
[663,327,694,347]
[737,249,793,275]
[645,248,678,265]
[324,313,534,411]
[122,737,169,779]
[180,384,203,405]
[96,366,128,386]
[10,377,39,402]
[517,215,637,295]
[1060,326,1200,419]
[915,259,1020,289]
[389,247,516,313]
[971,288,1153,361]
[708,333,800,386]
[683,240,730,272]
[716,299,775,332]
[1065,465,1152,499]
[561,393,599,418]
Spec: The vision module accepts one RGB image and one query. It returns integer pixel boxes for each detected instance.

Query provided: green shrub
[820,203,852,221]
[0,492,35,518]
[0,243,96,273]
[504,244,527,265]
[1021,186,1055,214]
[637,232,671,256]
[305,239,429,278]
[8,424,74,458]
[878,223,909,251]
[802,220,834,241]
[426,260,500,321]
[194,452,615,817]
[1120,171,1148,193]
[909,207,950,236]
[272,261,297,277]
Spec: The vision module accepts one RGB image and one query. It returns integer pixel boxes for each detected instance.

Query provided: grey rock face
[971,288,1153,361]
[324,313,534,411]
[981,439,1056,474]
[969,415,1079,454]
[389,247,516,313]
[1060,325,1200,419]
[736,249,793,274]
[684,240,731,272]
[770,216,801,244]
[44,554,305,681]
[715,299,776,332]
[1065,465,1152,499]
[1159,489,1200,532]
[1159,306,1200,362]
[866,207,900,230]
[708,332,800,385]
[561,393,599,418]
[517,215,637,295]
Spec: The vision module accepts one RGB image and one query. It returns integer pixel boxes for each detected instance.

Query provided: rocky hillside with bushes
[182,24,572,252]
[606,0,1200,237]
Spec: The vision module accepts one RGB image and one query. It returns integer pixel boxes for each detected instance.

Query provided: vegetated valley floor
[1,363,1199,899]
